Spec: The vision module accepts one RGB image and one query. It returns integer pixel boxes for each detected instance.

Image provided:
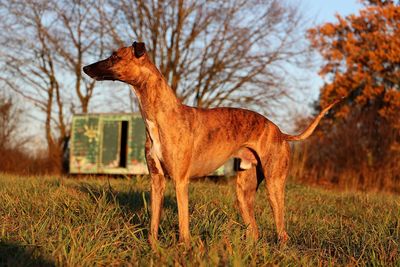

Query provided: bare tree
[0,95,23,150]
[0,0,63,171]
[99,0,310,112]
[42,0,109,113]
[0,0,107,172]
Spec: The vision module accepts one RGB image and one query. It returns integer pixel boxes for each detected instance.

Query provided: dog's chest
[145,119,163,161]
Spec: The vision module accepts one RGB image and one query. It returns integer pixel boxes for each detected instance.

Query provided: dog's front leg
[149,173,166,247]
[145,136,166,248]
[176,179,190,246]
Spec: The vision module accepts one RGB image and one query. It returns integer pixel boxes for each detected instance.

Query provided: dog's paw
[278,231,289,244]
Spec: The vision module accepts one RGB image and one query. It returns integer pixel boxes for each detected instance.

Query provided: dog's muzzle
[83,60,117,81]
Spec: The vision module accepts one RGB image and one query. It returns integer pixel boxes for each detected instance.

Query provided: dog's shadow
[0,240,55,267]
[76,183,177,225]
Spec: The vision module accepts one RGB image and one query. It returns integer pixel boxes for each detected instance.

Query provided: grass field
[0,173,399,266]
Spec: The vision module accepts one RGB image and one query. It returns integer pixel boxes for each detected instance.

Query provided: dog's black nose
[83,65,90,74]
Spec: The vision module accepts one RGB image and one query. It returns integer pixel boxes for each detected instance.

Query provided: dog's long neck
[130,68,182,123]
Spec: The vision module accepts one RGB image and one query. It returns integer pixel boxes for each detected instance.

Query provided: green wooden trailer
[67,113,235,176]
[69,113,147,174]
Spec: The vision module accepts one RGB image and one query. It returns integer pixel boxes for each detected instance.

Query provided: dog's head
[83,42,150,85]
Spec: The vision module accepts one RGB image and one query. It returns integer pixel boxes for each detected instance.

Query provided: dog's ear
[132,41,146,58]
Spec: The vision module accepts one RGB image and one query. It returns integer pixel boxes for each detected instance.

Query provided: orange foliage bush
[293,0,400,192]
[308,1,400,121]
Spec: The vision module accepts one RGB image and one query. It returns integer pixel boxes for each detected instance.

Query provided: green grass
[0,173,399,266]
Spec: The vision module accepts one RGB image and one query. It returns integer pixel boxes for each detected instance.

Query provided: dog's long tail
[283,99,342,141]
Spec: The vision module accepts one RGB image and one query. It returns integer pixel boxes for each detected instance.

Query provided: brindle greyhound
[83,42,339,247]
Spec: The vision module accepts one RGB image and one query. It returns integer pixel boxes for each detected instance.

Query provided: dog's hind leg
[263,143,290,243]
[235,167,259,240]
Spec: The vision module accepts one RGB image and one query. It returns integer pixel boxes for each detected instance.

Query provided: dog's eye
[110,54,120,62]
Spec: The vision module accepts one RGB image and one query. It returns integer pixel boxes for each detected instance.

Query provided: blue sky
[304,0,363,87]
[309,0,363,87]
[300,0,363,23]
[272,0,364,132]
